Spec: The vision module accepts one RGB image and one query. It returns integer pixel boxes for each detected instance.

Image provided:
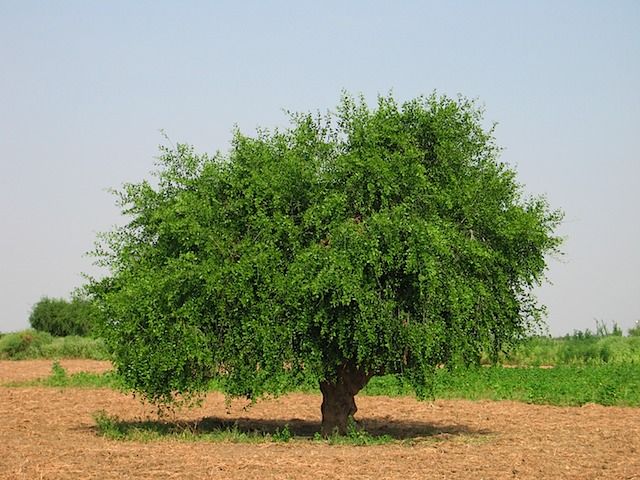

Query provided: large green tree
[90,94,562,435]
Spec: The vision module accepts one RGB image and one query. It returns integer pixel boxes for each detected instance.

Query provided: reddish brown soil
[1,360,639,479]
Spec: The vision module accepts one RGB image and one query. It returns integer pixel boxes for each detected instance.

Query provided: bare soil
[0,359,112,383]
[1,360,639,479]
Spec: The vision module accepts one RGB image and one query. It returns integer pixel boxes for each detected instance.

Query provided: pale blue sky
[1,1,638,335]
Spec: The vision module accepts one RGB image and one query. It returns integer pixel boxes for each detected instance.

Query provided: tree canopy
[90,93,562,434]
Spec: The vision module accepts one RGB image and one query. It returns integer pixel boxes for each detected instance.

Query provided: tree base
[320,363,371,436]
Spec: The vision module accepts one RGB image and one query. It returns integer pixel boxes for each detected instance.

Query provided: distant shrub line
[0,329,109,360]
[29,296,100,337]
[486,325,640,366]
[2,325,640,364]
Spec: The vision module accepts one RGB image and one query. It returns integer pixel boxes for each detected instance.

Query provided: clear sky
[1,1,638,336]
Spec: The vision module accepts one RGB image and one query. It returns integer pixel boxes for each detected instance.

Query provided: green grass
[5,327,637,446]
[323,419,394,445]
[0,330,110,360]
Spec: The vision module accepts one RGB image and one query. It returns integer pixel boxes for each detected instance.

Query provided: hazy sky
[1,1,638,336]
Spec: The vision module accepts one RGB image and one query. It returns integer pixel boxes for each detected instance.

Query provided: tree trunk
[319,363,371,437]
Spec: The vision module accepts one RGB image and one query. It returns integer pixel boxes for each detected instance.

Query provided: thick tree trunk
[319,363,371,437]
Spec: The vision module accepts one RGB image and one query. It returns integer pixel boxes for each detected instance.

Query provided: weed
[50,361,68,385]
[93,410,128,440]
[319,418,394,446]
[272,424,292,442]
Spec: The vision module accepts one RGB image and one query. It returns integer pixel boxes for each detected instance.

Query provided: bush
[496,331,640,366]
[629,321,640,337]
[41,335,110,360]
[0,330,110,360]
[0,330,54,359]
[29,296,99,337]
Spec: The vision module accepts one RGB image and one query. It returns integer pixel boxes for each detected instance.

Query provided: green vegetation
[89,93,562,435]
[502,335,640,366]
[324,419,394,445]
[438,364,640,406]
[9,358,638,409]
[29,295,99,337]
[0,329,52,359]
[10,321,636,366]
[364,364,640,406]
[4,360,637,445]
[30,362,121,388]
[91,363,639,444]
[488,323,640,366]
[94,411,273,443]
[0,329,109,360]
[93,410,395,445]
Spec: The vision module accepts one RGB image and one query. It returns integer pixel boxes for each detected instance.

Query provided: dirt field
[1,360,639,479]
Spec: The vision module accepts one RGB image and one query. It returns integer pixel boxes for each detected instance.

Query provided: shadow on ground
[90,414,491,441]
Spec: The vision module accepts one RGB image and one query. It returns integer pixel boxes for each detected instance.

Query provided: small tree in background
[29,295,98,337]
[90,93,562,435]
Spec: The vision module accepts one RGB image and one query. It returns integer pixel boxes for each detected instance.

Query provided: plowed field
[1,360,639,479]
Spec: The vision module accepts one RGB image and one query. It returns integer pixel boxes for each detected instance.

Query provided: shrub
[0,329,54,359]
[29,296,99,337]
[41,336,110,360]
[0,330,109,360]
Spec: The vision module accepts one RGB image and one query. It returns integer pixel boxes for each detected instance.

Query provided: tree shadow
[89,413,491,442]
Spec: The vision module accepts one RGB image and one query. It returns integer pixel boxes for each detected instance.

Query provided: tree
[30,295,98,337]
[89,93,562,435]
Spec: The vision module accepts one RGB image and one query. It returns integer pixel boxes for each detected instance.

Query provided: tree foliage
[90,93,562,415]
[29,296,99,337]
